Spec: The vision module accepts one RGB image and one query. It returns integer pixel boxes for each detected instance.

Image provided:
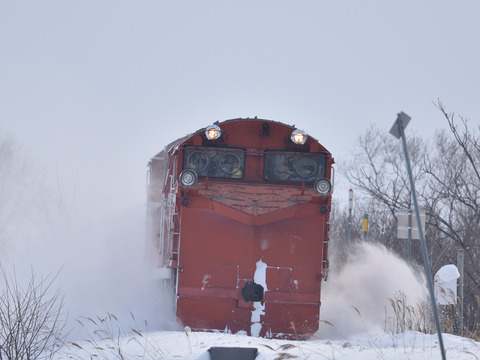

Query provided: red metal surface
[147,118,333,339]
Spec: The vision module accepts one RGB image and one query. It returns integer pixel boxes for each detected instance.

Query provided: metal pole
[408,208,412,265]
[457,248,464,336]
[348,189,353,248]
[392,112,446,360]
[347,210,352,248]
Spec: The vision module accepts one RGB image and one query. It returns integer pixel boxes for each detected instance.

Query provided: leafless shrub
[0,265,68,360]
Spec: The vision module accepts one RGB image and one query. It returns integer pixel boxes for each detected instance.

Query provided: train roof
[150,118,331,161]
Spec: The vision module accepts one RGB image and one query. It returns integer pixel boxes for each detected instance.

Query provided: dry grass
[385,291,480,342]
[385,291,432,335]
[68,312,167,360]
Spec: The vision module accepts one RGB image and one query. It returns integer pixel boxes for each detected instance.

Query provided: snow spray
[3,204,178,340]
[316,242,427,338]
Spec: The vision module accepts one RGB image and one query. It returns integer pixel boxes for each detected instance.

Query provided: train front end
[147,119,334,339]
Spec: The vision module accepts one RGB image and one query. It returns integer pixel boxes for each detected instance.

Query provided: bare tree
[425,102,480,334]
[345,125,431,214]
[0,266,68,360]
[0,132,32,252]
[343,106,480,338]
[343,125,432,256]
[0,130,78,263]
[329,196,396,267]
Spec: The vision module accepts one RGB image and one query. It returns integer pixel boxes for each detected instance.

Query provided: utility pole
[389,111,446,360]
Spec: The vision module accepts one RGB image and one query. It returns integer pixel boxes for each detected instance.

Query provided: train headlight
[179,170,197,187]
[314,178,331,195]
[205,125,222,140]
[291,129,307,145]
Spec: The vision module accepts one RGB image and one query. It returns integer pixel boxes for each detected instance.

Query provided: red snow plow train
[146,118,334,339]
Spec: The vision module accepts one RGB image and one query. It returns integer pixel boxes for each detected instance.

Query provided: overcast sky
[1,1,479,220]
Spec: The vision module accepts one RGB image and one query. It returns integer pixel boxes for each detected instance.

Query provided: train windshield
[264,150,327,182]
[182,147,245,179]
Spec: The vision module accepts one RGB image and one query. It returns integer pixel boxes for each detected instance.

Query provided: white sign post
[396,209,426,264]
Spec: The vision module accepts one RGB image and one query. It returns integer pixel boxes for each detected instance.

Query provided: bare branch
[0,266,68,360]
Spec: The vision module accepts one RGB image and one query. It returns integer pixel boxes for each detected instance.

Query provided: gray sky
[1,1,479,220]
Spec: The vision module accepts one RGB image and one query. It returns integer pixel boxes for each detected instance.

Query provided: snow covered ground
[47,226,478,360]
[57,329,480,360]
